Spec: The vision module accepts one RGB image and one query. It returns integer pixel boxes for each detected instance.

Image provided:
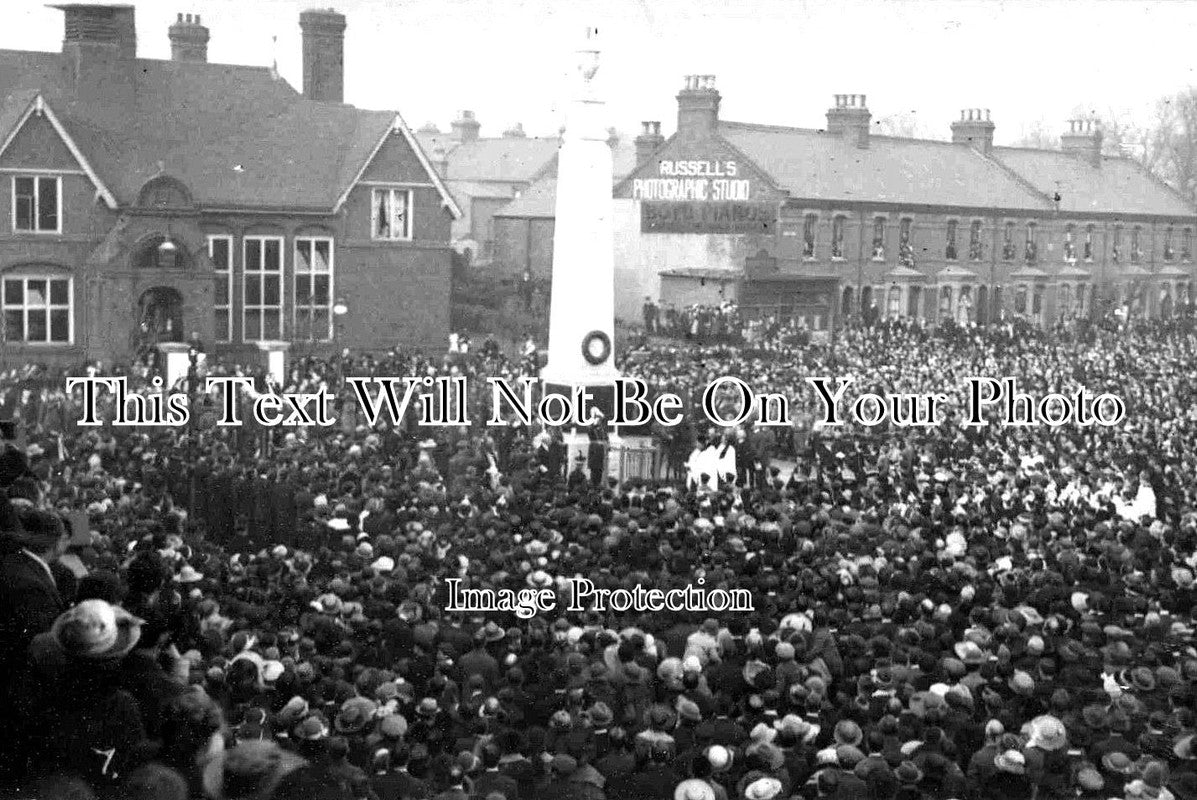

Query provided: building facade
[0,4,460,368]
[612,78,1196,327]
[417,115,560,265]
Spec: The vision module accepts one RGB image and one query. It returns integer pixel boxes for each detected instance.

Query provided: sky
[4,0,1197,146]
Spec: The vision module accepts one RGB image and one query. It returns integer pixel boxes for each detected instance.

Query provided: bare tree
[875,111,924,139]
[1011,107,1143,157]
[1010,118,1058,150]
[1140,89,1197,205]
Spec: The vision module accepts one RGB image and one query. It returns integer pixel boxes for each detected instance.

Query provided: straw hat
[50,600,144,660]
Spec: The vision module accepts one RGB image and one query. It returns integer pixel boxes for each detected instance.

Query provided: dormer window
[13,176,60,234]
[372,188,413,241]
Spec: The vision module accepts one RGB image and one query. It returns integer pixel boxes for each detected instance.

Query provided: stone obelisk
[542,26,619,396]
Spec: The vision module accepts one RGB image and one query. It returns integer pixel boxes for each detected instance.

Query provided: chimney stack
[676,75,720,136]
[634,121,664,164]
[1061,118,1104,168]
[54,4,136,102]
[299,8,346,103]
[826,94,871,148]
[169,13,209,62]
[951,108,995,156]
[503,123,527,138]
[431,145,448,177]
[451,110,481,143]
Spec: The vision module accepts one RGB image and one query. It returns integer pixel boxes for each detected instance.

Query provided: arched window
[887,286,901,317]
[803,214,817,258]
[1164,226,1175,262]
[939,285,953,318]
[1015,285,1028,315]
[831,216,846,259]
[898,219,915,267]
[1059,284,1073,317]
[1183,228,1192,262]
[969,221,983,261]
[1112,225,1122,263]
[945,220,958,261]
[132,235,191,270]
[1024,222,1038,264]
[1002,222,1016,261]
[957,286,972,324]
[1131,226,1143,264]
[1063,224,1075,262]
[872,217,886,260]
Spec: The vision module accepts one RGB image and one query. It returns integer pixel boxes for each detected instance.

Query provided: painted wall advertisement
[632,159,776,234]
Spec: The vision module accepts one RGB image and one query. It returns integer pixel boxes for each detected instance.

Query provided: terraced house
[0,4,460,367]
[613,78,1196,328]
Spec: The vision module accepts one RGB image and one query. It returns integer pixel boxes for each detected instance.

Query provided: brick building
[416,115,560,264]
[612,77,1196,327]
[0,4,460,368]
[490,134,640,280]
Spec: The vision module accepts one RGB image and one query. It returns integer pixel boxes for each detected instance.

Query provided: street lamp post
[332,298,348,387]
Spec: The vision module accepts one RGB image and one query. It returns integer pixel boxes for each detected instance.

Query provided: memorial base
[157,342,190,390]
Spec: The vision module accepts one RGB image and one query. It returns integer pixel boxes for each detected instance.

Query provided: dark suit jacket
[0,546,64,781]
[0,547,63,678]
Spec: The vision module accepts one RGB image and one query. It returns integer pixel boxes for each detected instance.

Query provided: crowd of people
[2,311,1197,800]
[642,300,743,344]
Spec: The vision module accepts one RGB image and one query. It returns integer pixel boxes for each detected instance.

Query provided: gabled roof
[416,132,560,184]
[1,93,119,209]
[334,115,462,219]
[718,122,1055,212]
[494,139,641,220]
[0,48,453,214]
[988,146,1194,218]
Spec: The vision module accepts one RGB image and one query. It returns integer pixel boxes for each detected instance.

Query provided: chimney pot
[676,73,720,135]
[827,92,872,148]
[299,8,347,103]
[451,110,481,143]
[635,119,666,164]
[951,105,996,155]
[169,9,210,62]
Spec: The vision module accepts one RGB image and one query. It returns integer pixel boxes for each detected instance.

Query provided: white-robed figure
[687,434,737,491]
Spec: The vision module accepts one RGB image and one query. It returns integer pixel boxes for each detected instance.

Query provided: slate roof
[989,146,1194,217]
[416,132,560,184]
[494,140,640,220]
[0,47,454,213]
[718,122,1054,212]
